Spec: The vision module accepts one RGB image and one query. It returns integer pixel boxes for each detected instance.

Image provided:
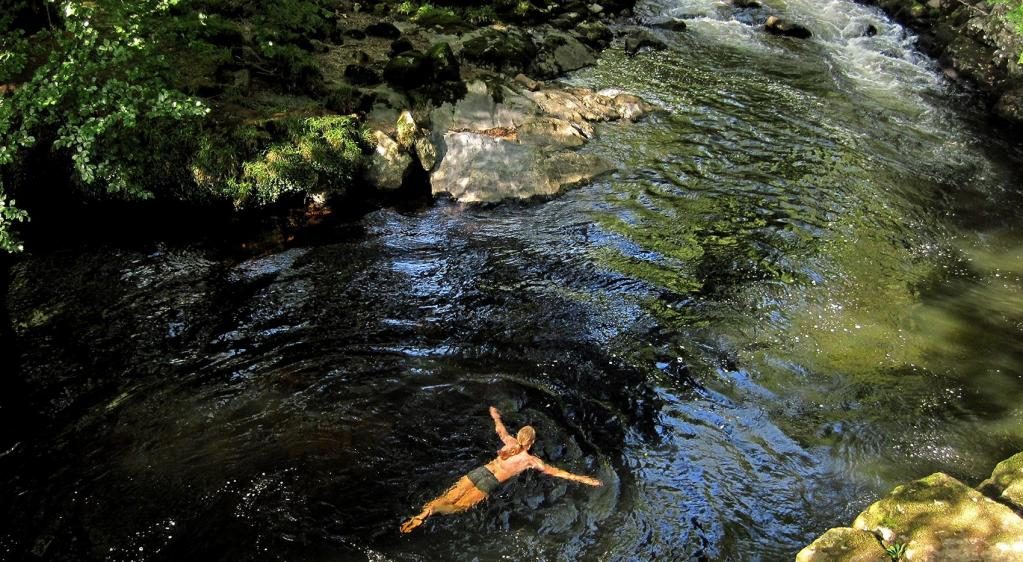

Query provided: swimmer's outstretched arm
[536,460,603,486]
[489,406,517,447]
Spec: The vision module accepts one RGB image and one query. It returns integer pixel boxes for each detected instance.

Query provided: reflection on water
[4,0,1023,560]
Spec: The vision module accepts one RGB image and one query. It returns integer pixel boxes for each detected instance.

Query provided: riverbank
[862,0,1023,125]
[0,0,660,252]
[798,451,1023,561]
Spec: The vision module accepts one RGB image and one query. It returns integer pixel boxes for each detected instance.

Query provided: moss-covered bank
[798,451,1023,561]
[0,0,642,252]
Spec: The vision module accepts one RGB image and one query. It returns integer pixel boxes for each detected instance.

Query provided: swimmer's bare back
[399,406,603,533]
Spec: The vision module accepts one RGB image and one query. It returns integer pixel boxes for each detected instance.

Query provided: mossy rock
[426,42,460,82]
[574,21,613,49]
[795,528,889,562]
[979,451,1023,513]
[411,6,464,30]
[344,64,382,86]
[389,37,415,56]
[461,27,538,73]
[365,21,401,39]
[383,51,431,90]
[853,472,1023,561]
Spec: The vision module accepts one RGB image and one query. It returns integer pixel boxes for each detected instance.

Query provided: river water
[4,1,1023,560]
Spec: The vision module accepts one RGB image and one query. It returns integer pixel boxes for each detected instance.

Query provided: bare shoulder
[528,454,546,470]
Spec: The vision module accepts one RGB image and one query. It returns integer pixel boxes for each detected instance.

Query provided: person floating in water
[400,406,603,533]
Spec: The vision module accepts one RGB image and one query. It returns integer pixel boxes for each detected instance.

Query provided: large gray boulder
[430,132,611,203]
[533,30,597,78]
[430,80,536,132]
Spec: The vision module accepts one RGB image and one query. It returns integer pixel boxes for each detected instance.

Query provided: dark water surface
[5,1,1023,560]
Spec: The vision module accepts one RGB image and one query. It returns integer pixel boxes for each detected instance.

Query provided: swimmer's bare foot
[400,508,432,533]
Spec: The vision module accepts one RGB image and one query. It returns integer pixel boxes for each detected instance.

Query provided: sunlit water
[4,0,1023,560]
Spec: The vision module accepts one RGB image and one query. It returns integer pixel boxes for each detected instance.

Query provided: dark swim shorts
[467,466,501,495]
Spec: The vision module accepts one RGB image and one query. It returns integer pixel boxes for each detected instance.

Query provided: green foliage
[466,5,496,25]
[193,116,368,205]
[885,542,907,561]
[411,3,463,28]
[0,0,366,251]
[0,0,210,251]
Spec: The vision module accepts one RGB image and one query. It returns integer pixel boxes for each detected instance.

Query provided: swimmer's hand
[489,406,501,419]
[577,476,603,487]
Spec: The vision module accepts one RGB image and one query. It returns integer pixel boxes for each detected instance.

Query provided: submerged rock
[765,16,813,39]
[652,18,688,32]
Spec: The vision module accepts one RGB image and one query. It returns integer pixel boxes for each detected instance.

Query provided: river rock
[431,80,535,132]
[383,51,431,90]
[534,30,597,78]
[652,18,688,32]
[795,528,889,562]
[853,473,1023,561]
[765,16,813,39]
[623,28,669,55]
[574,21,614,49]
[365,22,401,39]
[515,116,588,147]
[426,42,460,82]
[395,110,418,148]
[551,11,584,30]
[414,136,439,171]
[941,34,1000,87]
[367,130,414,190]
[461,26,538,73]
[344,64,381,85]
[514,73,543,91]
[430,132,611,203]
[524,87,656,126]
[979,451,1023,512]
[389,37,414,56]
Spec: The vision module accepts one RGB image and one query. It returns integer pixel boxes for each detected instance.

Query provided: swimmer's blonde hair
[516,426,536,448]
[499,425,536,459]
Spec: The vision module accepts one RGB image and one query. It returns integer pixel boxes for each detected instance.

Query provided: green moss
[411,3,464,29]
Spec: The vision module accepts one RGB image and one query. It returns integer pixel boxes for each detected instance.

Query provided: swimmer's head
[516,426,536,450]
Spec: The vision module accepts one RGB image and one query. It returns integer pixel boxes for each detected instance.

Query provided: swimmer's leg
[401,477,478,533]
